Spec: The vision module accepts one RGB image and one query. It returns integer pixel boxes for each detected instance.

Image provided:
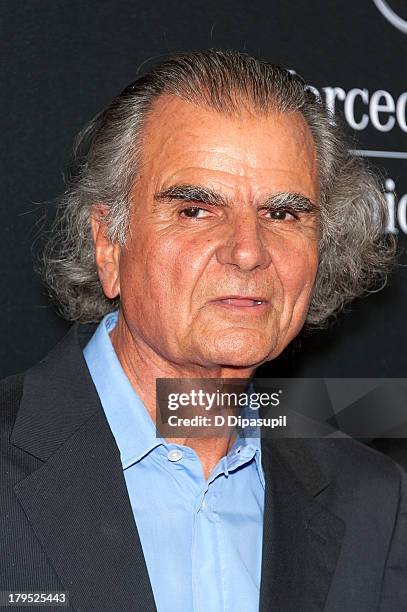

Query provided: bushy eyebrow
[154,184,228,207]
[154,183,318,213]
[261,192,318,213]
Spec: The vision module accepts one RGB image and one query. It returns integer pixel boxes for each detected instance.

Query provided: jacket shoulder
[369,437,407,473]
[305,436,401,476]
[303,437,404,503]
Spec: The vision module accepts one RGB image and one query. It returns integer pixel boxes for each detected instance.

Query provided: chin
[204,330,275,369]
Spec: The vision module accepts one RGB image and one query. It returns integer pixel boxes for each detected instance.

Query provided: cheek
[120,231,214,311]
[273,238,319,304]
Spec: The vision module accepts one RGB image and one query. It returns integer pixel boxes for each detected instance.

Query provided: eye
[262,208,299,221]
[179,206,212,219]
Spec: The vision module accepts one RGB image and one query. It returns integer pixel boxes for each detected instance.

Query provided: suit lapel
[11,324,157,612]
[259,439,345,611]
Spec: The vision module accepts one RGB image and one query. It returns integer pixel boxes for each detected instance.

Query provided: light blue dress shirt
[83,311,265,612]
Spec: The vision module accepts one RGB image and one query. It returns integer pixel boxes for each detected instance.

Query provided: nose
[215,211,272,271]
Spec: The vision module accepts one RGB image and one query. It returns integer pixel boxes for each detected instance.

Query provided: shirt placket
[192,463,230,612]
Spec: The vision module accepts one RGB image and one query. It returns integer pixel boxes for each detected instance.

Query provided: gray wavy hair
[41,49,396,328]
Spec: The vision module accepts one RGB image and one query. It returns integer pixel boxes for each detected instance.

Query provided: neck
[110,313,256,479]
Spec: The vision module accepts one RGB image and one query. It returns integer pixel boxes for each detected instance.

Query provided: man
[1,50,406,611]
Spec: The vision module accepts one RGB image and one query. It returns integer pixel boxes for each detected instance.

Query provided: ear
[90,204,121,299]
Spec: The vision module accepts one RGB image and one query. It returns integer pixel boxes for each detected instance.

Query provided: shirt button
[167,449,183,462]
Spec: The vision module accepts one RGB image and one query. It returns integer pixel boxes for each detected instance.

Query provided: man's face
[112,95,320,369]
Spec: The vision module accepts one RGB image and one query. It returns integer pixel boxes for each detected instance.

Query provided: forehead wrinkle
[142,99,315,173]
[149,153,319,203]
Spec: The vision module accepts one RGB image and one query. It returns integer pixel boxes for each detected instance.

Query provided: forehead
[138,94,319,200]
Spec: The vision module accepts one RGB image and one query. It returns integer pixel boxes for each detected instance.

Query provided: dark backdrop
[1,0,406,378]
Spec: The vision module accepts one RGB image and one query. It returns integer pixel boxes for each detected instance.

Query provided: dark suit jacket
[1,323,407,612]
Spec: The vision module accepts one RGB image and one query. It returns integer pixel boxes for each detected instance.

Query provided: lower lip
[213,299,270,314]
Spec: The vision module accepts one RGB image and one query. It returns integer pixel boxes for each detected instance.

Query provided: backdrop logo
[372,0,407,34]
[384,178,407,234]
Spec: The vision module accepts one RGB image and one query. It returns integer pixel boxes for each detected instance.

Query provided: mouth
[211,295,270,311]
